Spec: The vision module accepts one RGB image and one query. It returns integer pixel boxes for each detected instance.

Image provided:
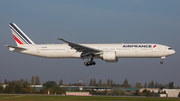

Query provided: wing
[57,38,101,55]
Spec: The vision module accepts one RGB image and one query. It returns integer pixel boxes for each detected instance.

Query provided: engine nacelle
[100,51,118,62]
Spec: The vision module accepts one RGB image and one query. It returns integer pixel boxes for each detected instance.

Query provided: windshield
[168,48,173,50]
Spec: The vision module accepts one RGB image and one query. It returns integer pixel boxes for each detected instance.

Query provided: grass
[0,95,180,101]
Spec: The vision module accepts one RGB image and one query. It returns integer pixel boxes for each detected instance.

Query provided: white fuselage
[11,43,175,59]
[7,23,176,65]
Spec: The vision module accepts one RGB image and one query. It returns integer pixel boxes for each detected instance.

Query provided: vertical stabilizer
[9,23,35,46]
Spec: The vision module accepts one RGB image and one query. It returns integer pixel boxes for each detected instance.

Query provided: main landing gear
[84,58,96,66]
[160,56,166,64]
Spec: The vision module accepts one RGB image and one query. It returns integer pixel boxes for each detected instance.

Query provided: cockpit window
[168,48,173,50]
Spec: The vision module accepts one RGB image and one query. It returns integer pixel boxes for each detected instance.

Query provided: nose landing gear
[160,61,163,64]
[160,56,166,64]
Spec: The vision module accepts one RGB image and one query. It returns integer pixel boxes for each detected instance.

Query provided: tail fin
[9,23,35,46]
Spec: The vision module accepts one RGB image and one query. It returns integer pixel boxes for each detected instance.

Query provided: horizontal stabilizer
[4,45,27,50]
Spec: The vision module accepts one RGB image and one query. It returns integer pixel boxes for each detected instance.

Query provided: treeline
[88,78,177,89]
[0,76,41,94]
[0,77,179,94]
[0,79,36,94]
[0,79,66,94]
[3,76,40,85]
[89,79,131,88]
[141,81,175,89]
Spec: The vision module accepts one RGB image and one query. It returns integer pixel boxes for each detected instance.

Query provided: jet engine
[100,51,118,62]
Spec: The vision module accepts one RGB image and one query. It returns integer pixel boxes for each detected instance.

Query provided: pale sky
[0,0,180,86]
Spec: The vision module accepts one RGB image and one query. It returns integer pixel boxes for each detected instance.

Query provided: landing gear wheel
[88,61,92,66]
[84,56,96,66]
[160,61,163,64]
[92,61,96,65]
[84,62,89,66]
[84,61,96,66]
[90,61,96,65]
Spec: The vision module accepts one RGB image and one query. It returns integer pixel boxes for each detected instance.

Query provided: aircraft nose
[172,50,175,54]
[168,50,175,55]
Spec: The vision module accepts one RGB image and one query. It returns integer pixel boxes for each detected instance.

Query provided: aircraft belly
[43,51,73,58]
[116,50,163,58]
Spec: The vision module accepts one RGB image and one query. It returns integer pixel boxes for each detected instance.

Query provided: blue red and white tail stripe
[9,23,35,46]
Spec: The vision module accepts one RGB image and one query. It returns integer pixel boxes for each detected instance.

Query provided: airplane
[5,23,175,66]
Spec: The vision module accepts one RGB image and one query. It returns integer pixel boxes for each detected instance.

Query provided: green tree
[14,83,22,94]
[3,82,21,94]
[148,82,151,88]
[107,79,110,86]
[40,88,48,94]
[144,82,147,88]
[142,89,151,96]
[5,82,16,93]
[42,81,59,94]
[4,79,7,84]
[3,85,12,94]
[2,80,34,94]
[31,76,34,85]
[177,86,180,89]
[124,79,128,87]
[155,82,158,88]
[178,92,180,97]
[93,79,96,86]
[135,82,143,88]
[22,86,31,94]
[43,81,57,89]
[35,76,40,85]
[89,79,93,86]
[133,90,140,96]
[148,81,155,88]
[20,79,23,85]
[169,82,174,89]
[98,79,102,87]
[56,87,67,94]
[111,80,113,86]
[59,79,63,86]
[31,87,36,94]
[22,80,31,94]
[0,84,3,93]
[151,81,154,88]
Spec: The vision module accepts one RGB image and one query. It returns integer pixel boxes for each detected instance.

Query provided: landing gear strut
[84,58,96,66]
[160,56,166,64]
